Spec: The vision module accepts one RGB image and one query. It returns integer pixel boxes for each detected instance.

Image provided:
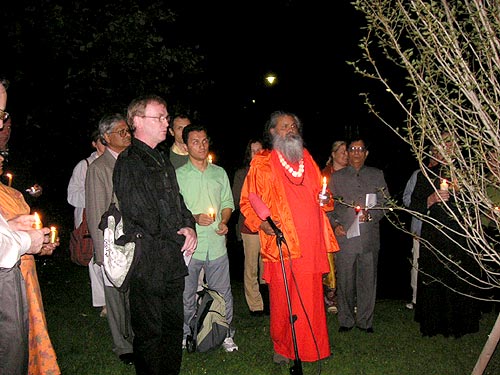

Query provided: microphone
[248,192,284,239]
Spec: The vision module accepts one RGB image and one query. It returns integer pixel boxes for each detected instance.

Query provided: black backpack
[186,284,229,353]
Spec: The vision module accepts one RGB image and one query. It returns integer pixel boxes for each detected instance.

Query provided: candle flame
[33,212,42,229]
[208,154,213,163]
[208,207,216,220]
[6,173,12,187]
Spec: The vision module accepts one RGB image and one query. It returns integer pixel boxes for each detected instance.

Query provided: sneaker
[405,303,414,310]
[222,337,238,352]
[182,338,187,350]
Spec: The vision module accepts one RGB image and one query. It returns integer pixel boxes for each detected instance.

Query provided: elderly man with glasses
[327,138,389,334]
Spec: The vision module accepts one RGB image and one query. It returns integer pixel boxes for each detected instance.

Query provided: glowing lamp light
[355,205,362,214]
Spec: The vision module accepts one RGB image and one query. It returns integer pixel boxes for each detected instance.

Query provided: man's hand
[178,227,197,256]
[8,214,37,231]
[216,222,228,236]
[195,213,215,226]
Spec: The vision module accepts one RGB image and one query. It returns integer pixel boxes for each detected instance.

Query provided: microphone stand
[275,233,303,375]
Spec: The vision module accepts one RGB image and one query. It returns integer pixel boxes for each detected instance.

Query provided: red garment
[240,149,338,362]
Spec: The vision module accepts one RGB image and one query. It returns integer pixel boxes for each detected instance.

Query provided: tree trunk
[472,312,500,375]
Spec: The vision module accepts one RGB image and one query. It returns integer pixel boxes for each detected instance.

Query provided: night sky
[0,1,414,299]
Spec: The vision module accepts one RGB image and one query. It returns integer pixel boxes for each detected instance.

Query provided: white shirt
[67,151,100,228]
[0,213,31,268]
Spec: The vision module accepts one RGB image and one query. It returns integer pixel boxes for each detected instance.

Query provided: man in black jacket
[113,94,197,375]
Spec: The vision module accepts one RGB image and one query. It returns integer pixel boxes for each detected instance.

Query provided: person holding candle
[175,123,238,352]
[409,136,481,338]
[232,138,269,316]
[85,113,135,365]
[0,76,61,374]
[328,138,388,334]
[240,111,338,365]
[321,140,348,314]
[113,95,197,375]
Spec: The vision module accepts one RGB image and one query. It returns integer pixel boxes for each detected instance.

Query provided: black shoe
[357,327,374,333]
[338,326,353,332]
[119,353,134,365]
[250,310,265,317]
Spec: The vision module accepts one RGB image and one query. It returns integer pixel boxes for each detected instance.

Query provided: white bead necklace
[277,151,305,178]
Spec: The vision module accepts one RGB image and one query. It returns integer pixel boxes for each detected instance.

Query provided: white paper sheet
[346,214,360,238]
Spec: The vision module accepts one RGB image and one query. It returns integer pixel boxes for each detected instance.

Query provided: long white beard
[273,133,304,163]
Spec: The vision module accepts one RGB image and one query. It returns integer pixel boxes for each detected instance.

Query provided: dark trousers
[130,275,185,375]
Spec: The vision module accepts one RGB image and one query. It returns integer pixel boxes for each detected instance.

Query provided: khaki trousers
[242,233,264,311]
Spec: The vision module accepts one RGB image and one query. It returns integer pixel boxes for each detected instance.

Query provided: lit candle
[321,176,327,195]
[440,179,449,191]
[6,173,12,187]
[33,212,42,229]
[208,207,216,220]
[208,154,213,164]
[49,226,58,243]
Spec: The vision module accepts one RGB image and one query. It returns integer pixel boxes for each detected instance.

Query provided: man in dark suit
[328,139,388,333]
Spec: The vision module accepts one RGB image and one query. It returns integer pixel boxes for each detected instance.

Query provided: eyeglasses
[277,122,298,131]
[140,114,171,123]
[109,128,131,137]
[0,109,9,121]
[349,146,366,153]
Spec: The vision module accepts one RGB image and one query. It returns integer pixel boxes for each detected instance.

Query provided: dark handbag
[69,208,94,266]
[99,196,142,292]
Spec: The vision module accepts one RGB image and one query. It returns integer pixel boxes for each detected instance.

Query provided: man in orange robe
[240,110,339,365]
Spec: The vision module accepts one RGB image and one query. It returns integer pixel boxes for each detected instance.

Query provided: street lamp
[265,73,277,86]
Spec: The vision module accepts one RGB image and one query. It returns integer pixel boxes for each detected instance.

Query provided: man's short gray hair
[98,113,126,145]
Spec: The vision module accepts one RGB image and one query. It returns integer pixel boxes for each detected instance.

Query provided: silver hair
[98,113,126,145]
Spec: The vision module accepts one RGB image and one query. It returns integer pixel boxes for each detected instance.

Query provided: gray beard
[273,133,304,163]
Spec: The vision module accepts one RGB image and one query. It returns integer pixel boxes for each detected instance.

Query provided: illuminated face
[169,117,191,144]
[104,120,131,153]
[271,115,299,139]
[333,143,348,168]
[348,140,369,167]
[186,130,209,162]
[250,141,263,159]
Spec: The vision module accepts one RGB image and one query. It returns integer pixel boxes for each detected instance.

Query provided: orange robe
[240,149,339,362]
[0,183,60,375]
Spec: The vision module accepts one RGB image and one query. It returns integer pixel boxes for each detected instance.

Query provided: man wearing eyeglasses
[85,113,135,365]
[328,139,389,334]
[113,95,197,375]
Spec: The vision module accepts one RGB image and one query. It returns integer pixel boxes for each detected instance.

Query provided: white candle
[321,176,327,195]
[440,179,449,191]
[6,173,12,187]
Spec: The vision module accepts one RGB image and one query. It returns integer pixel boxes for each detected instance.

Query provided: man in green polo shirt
[175,123,238,352]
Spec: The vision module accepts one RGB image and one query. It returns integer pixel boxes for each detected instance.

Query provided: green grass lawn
[37,254,500,375]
